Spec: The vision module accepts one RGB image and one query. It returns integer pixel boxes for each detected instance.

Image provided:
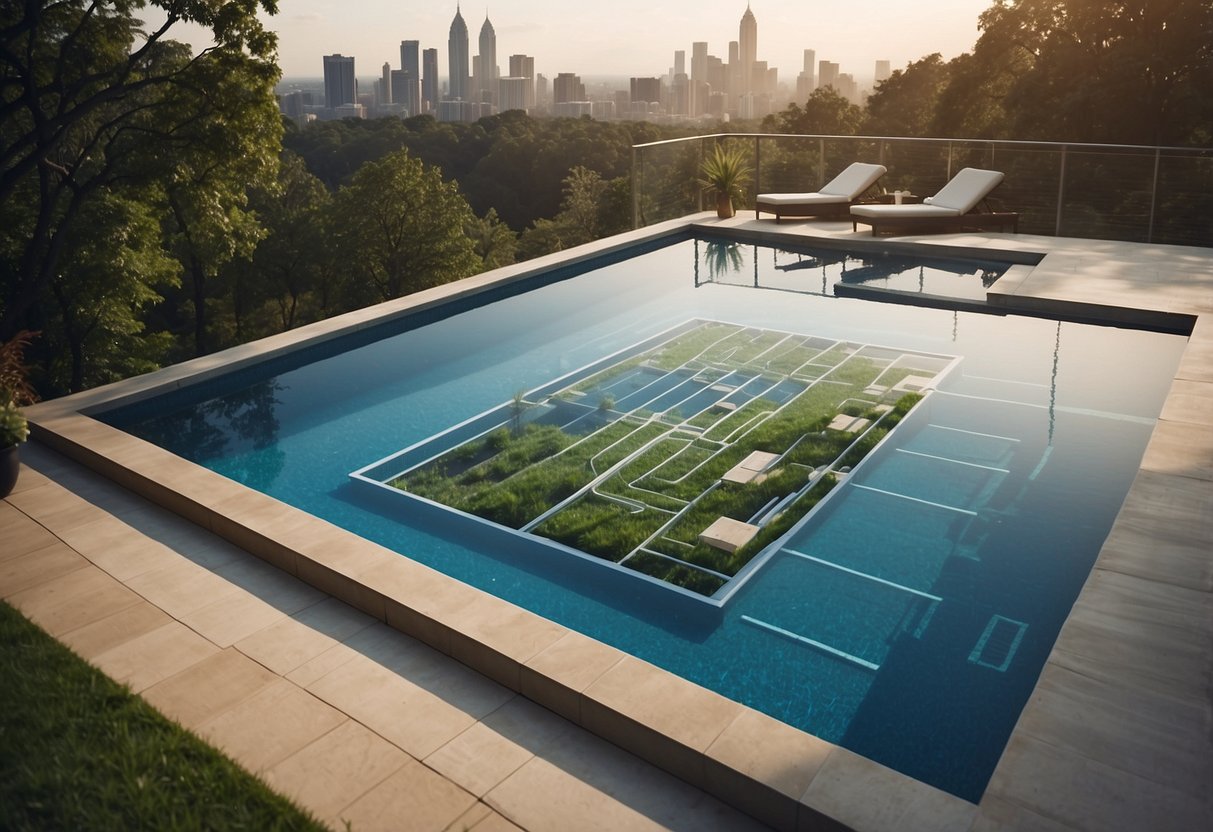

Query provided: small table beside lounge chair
[849,167,1019,237]
[756,162,887,222]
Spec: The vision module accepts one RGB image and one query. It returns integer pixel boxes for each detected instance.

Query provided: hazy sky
[167,0,994,83]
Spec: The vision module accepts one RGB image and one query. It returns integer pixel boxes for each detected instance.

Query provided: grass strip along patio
[0,601,324,831]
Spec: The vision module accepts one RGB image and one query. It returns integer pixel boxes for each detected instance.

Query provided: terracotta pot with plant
[1,332,38,499]
[699,144,752,219]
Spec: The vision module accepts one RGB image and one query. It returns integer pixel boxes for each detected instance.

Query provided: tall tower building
[422,48,439,112]
[448,6,470,100]
[739,3,757,93]
[874,60,892,85]
[323,54,356,108]
[399,40,421,116]
[691,42,708,83]
[673,50,686,78]
[509,54,535,108]
[797,49,816,101]
[818,60,840,92]
[381,62,392,105]
[476,16,498,103]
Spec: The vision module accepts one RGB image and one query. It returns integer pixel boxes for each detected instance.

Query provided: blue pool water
[103,234,1185,801]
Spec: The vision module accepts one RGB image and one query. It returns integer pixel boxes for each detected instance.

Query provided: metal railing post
[1147,147,1161,243]
[1055,145,1067,237]
[631,145,640,229]
[754,135,761,209]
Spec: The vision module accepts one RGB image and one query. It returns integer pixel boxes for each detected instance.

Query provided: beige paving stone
[445,801,494,832]
[446,595,568,690]
[304,651,489,759]
[342,623,515,718]
[1014,661,1212,800]
[705,708,833,831]
[178,587,288,648]
[91,620,220,693]
[0,502,59,562]
[214,554,327,613]
[265,719,410,823]
[0,540,90,596]
[284,640,362,688]
[124,557,243,619]
[334,757,478,832]
[1051,568,1213,703]
[486,753,763,832]
[1140,418,1213,481]
[425,720,533,798]
[197,678,348,773]
[984,732,1210,832]
[1175,317,1213,383]
[1160,378,1213,426]
[799,747,975,832]
[54,513,184,581]
[142,647,280,729]
[520,630,624,722]
[5,482,110,535]
[6,564,143,636]
[463,808,524,832]
[8,462,55,495]
[581,655,743,787]
[1096,470,1213,592]
[236,596,375,676]
[119,504,245,571]
[970,795,1081,832]
[57,601,172,661]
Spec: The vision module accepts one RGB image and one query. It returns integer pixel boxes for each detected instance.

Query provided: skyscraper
[381,61,392,105]
[399,40,421,116]
[691,42,708,83]
[739,3,757,93]
[476,15,498,103]
[448,6,470,100]
[422,48,439,112]
[875,60,892,85]
[797,49,816,101]
[323,54,356,108]
[818,60,840,92]
[509,54,535,109]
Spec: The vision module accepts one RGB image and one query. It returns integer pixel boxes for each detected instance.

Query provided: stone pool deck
[4,214,1211,831]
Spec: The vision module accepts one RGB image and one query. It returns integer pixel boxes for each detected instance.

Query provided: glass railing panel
[1059,147,1158,243]
[1152,149,1213,247]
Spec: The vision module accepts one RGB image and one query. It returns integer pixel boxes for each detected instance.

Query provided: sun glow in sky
[172,0,995,83]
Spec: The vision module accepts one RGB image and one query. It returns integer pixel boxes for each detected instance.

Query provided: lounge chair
[850,168,1018,236]
[756,162,887,222]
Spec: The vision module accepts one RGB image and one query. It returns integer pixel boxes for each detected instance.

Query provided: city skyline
[158,0,994,84]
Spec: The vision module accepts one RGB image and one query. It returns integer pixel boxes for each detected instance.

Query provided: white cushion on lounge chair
[757,162,886,203]
[924,168,1004,212]
[757,192,849,206]
[849,203,960,218]
[849,168,1005,219]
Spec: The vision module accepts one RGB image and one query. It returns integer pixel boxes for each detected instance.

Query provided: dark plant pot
[716,193,735,219]
[0,444,18,499]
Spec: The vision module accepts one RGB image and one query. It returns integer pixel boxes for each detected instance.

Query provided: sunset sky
[160,0,995,82]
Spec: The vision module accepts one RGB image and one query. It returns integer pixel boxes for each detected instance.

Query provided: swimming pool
[102,233,1186,801]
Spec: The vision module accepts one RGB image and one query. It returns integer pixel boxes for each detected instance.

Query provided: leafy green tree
[328,149,479,304]
[43,192,178,392]
[975,0,1213,144]
[0,0,280,342]
[249,154,331,332]
[465,208,518,270]
[864,54,950,138]
[763,88,864,136]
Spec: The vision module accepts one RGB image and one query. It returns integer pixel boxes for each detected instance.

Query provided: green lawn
[0,601,325,831]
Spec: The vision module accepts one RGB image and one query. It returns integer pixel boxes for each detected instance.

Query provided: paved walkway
[2,443,765,832]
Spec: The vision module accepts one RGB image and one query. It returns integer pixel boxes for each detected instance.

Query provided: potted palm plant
[699,144,752,219]
[1,332,38,499]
